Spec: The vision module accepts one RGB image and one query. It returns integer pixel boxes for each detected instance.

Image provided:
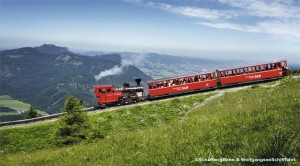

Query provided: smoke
[94,54,145,81]
[94,65,122,81]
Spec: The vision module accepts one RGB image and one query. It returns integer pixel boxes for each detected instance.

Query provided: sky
[0,0,300,63]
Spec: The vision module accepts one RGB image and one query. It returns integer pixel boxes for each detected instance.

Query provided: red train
[94,60,288,107]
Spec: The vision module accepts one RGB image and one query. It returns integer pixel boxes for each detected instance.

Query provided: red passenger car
[218,60,288,86]
[147,72,217,98]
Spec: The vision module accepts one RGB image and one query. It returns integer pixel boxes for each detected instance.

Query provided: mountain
[35,44,70,55]
[0,45,152,115]
[290,64,300,69]
[81,51,107,56]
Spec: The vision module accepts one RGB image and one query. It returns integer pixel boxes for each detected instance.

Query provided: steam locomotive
[94,60,288,107]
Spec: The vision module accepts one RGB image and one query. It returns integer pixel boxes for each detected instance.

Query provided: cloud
[142,2,237,20]
[127,0,300,41]
[160,5,234,20]
[217,0,300,19]
[197,22,260,33]
[198,20,300,40]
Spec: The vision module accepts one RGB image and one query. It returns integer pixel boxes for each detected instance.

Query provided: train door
[106,88,112,102]
[99,88,106,104]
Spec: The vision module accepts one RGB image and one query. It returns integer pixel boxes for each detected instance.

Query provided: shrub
[24,105,39,119]
[55,96,90,145]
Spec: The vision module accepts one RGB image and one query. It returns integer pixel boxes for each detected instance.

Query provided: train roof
[94,84,114,88]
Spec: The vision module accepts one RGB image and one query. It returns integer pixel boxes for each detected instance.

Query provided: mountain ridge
[0,44,152,117]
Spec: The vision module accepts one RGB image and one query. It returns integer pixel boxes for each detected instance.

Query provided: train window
[164,81,168,87]
[187,77,191,83]
[273,63,277,69]
[149,84,152,89]
[236,69,240,75]
[232,70,236,75]
[172,80,176,86]
[278,62,281,68]
[206,74,210,80]
[240,69,244,74]
[220,72,224,77]
[255,66,260,72]
[211,73,214,79]
[100,89,105,94]
[261,65,265,71]
[194,76,199,82]
[157,82,163,88]
[153,83,156,89]
[244,67,248,73]
[248,67,252,73]
[107,89,111,93]
[228,70,232,76]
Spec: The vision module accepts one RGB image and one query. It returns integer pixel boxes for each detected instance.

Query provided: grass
[1,76,299,165]
[0,95,30,113]
[0,96,48,121]
[0,92,215,154]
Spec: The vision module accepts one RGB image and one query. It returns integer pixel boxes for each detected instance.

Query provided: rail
[0,107,96,127]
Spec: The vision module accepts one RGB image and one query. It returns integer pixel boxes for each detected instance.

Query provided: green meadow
[0,76,299,165]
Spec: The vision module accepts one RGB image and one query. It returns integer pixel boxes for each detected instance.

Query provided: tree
[56,96,90,145]
[25,105,38,119]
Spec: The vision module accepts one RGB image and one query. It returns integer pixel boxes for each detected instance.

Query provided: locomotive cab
[94,79,146,107]
[94,85,123,106]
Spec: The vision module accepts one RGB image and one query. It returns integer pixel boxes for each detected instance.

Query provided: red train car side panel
[220,70,282,85]
[219,61,287,85]
[148,72,217,98]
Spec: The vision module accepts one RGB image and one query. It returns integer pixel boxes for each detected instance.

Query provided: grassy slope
[0,93,214,154]
[1,77,299,165]
[0,95,30,113]
[0,95,48,122]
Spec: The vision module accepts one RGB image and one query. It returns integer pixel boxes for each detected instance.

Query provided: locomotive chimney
[135,78,141,86]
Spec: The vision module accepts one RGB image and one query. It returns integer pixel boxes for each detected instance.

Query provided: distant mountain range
[289,64,300,69]
[0,44,152,115]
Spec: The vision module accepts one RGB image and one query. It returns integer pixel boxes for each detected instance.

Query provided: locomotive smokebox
[135,78,141,86]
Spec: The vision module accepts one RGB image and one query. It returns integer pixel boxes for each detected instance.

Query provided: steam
[94,54,145,81]
[94,66,122,80]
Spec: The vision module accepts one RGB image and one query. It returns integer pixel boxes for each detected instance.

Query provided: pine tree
[25,105,38,119]
[56,96,90,145]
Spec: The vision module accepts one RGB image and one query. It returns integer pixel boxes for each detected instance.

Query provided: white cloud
[127,0,300,41]
[217,0,300,19]
[198,20,300,40]
[197,21,260,32]
[160,5,234,20]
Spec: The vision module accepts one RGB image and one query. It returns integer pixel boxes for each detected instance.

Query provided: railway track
[0,84,253,129]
